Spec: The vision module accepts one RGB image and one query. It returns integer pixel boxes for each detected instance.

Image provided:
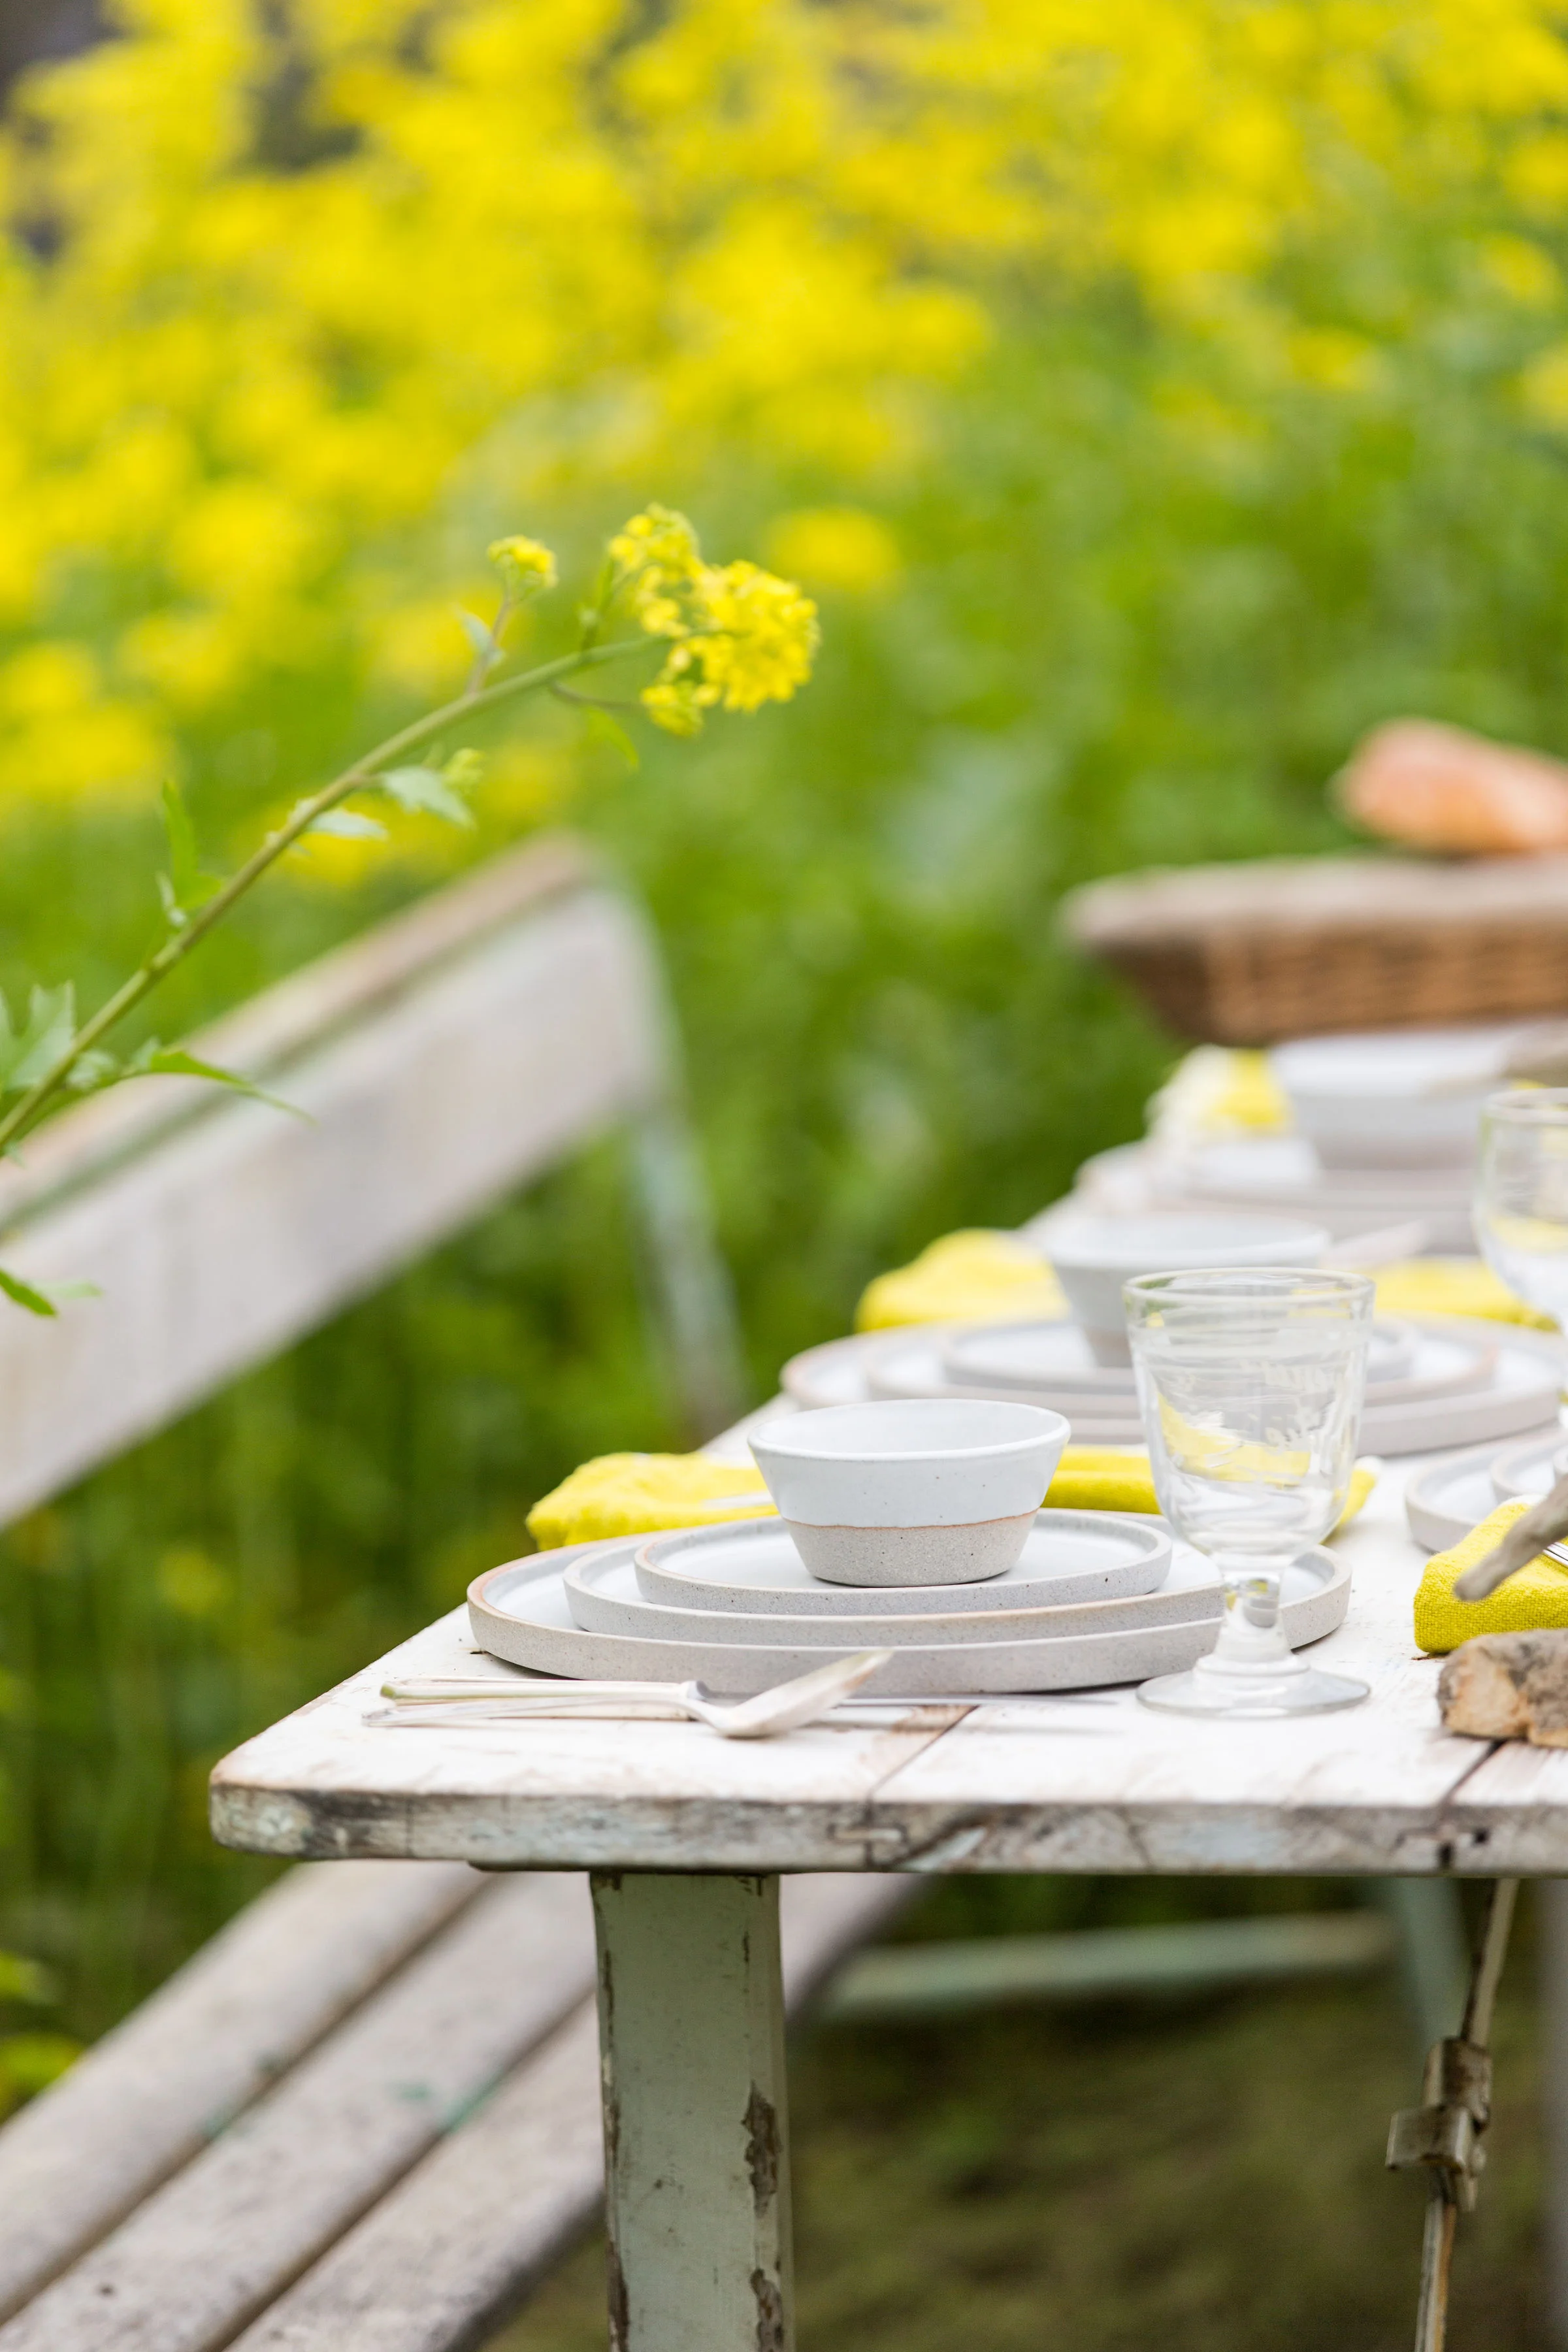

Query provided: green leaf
[378,765,475,827]
[63,1051,121,1096]
[455,607,500,666]
[0,1268,58,1316]
[0,986,75,1097]
[306,808,388,840]
[584,708,640,770]
[159,781,223,928]
[124,1042,306,1119]
[162,779,201,903]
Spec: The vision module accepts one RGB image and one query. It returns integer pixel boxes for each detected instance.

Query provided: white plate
[945,1316,1423,1398]
[632,1509,1172,1617]
[1405,1424,1568,1551]
[468,1542,1350,1697]
[787,1316,1562,1457]
[570,1541,1224,1649]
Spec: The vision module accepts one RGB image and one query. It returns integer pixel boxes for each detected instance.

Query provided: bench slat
[0,1859,479,2323]
[0,1873,592,2352]
[223,1874,916,2352]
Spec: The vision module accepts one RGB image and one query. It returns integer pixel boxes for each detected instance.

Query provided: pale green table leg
[591,1871,793,2352]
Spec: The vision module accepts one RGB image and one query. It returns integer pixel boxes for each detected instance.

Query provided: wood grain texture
[0,1859,479,2324]
[220,1875,916,2352]
[0,881,663,1524]
[0,1874,593,2352]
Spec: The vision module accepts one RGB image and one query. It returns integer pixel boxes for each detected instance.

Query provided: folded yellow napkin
[855,1230,1066,1332]
[1373,1257,1551,1331]
[1414,1499,1568,1652]
[527,1446,1376,1548]
[527,1452,775,1550]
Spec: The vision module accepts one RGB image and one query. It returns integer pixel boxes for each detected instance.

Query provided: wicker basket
[1061,853,1568,1044]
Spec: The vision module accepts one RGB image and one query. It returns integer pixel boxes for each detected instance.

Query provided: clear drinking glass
[1123,1268,1375,1718]
[1474,1088,1568,1336]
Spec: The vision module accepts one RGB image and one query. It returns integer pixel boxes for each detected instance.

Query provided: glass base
[1137,1659,1369,1718]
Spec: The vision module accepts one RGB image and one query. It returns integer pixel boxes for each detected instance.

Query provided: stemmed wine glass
[1474,1089,1568,1350]
[1123,1267,1375,1718]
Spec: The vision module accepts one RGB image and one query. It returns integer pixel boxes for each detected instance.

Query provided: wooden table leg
[591,1871,793,2352]
[1541,1880,1568,2349]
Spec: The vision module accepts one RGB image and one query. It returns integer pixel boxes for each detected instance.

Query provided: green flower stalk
[0,513,816,1315]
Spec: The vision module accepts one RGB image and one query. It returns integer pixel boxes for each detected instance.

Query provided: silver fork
[366,1648,892,1739]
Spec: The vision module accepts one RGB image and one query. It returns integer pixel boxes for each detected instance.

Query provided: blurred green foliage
[5,272,1568,2042]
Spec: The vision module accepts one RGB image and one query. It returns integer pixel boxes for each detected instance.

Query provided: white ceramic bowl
[1046,1210,1330,1365]
[747,1399,1068,1586]
[1270,1027,1520,1169]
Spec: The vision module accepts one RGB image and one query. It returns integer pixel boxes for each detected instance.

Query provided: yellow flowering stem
[0,635,649,1159]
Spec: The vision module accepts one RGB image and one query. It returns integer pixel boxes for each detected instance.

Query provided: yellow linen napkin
[527,1446,1377,1548]
[1414,1499,1568,1652]
[1373,1256,1551,1330]
[527,1453,774,1550]
[855,1229,1067,1332]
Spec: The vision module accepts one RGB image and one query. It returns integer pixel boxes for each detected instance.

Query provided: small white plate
[788,1316,1562,1457]
[468,1541,1350,1697]
[1405,1425,1568,1551]
[572,1540,1213,1648]
[632,1509,1171,1617]
[945,1316,1422,1397]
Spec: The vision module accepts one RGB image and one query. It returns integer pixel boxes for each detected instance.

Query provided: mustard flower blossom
[488,536,558,593]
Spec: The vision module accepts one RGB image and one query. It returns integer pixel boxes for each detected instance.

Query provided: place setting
[393,1256,1375,1725]
[781,1207,1561,1455]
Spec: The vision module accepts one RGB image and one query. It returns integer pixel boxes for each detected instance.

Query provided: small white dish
[634,1509,1171,1616]
[747,1397,1067,1586]
[1039,1210,1331,1365]
[570,1533,1194,1647]
[1271,1026,1524,1169]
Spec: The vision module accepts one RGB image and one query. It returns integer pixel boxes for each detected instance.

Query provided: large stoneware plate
[632,1509,1170,1617]
[1405,1425,1568,1552]
[468,1539,1350,1697]
[568,1543,1223,1649]
[784,1317,1561,1456]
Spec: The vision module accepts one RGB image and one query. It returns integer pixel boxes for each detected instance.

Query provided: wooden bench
[0,834,806,2349]
[0,1858,909,2351]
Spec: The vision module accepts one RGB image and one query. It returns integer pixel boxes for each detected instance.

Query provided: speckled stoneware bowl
[747,1397,1068,1586]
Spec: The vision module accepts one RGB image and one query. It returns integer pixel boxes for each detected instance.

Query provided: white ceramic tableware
[747,1397,1068,1586]
[371,1648,892,1737]
[466,1539,1351,1696]
[634,1509,1170,1616]
[1271,1026,1524,1169]
[1012,1210,1330,1365]
[570,1535,1203,1646]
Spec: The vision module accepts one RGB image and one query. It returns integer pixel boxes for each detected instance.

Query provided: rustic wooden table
[210,1441,1568,2352]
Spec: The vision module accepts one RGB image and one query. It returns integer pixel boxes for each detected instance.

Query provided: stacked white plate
[782,1315,1561,1455]
[1406,1428,1568,1551]
[1068,1137,1477,1252]
[468,1510,1352,1697]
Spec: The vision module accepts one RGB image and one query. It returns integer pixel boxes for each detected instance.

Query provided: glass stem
[1210,1560,1294,1667]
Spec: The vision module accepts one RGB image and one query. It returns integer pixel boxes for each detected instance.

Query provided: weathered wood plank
[592,1872,794,2352]
[221,1875,916,2352]
[0,883,663,1525]
[210,1610,970,1872]
[0,1873,593,2352]
[0,1859,479,2324]
[0,836,595,1234]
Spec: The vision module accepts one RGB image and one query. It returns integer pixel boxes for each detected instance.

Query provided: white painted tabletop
[210,1420,1568,1879]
